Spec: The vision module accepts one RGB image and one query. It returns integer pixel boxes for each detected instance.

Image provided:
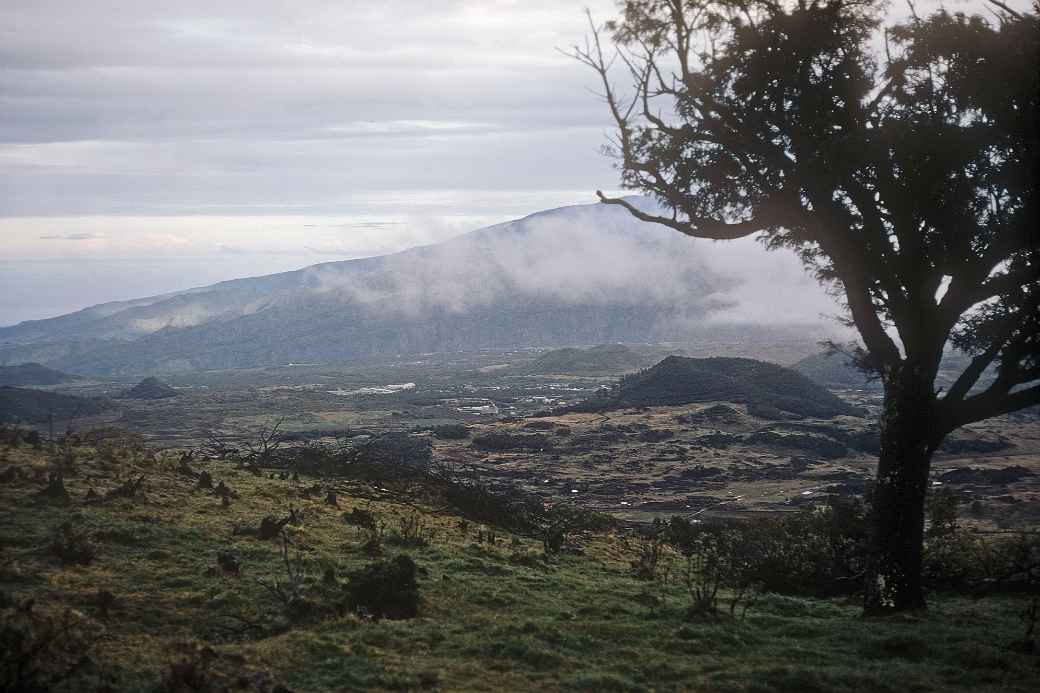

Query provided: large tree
[573,0,1039,612]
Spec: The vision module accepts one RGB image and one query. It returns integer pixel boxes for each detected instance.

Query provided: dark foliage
[49,521,97,565]
[0,363,78,387]
[346,433,433,479]
[0,604,97,692]
[342,507,378,531]
[664,498,868,598]
[745,430,847,459]
[345,555,421,620]
[574,0,1039,613]
[0,387,110,425]
[430,423,470,440]
[440,478,546,534]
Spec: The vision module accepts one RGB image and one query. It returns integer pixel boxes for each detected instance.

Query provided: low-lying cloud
[304,200,842,330]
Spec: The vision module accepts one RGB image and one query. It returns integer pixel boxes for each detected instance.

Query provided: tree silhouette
[572,0,1039,612]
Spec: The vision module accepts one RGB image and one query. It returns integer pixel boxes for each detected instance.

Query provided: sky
[0,0,1028,326]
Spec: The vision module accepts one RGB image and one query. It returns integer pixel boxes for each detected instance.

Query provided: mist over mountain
[0,200,837,375]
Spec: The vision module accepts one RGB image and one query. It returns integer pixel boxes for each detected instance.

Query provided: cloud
[322,120,501,137]
[303,200,837,331]
[39,232,105,240]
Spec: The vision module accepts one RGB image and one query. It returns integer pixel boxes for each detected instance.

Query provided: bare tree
[243,417,286,465]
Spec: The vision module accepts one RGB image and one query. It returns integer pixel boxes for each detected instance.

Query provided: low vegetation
[0,427,1037,690]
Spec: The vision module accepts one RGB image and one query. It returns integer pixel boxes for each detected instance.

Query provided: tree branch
[596,191,763,240]
[948,381,1040,430]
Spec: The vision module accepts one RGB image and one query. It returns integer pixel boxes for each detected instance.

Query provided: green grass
[0,439,1036,691]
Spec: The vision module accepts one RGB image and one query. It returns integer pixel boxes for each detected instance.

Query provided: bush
[0,604,97,692]
[388,514,432,548]
[629,524,669,581]
[49,521,96,566]
[663,498,867,597]
[441,478,545,534]
[926,486,960,538]
[431,423,470,440]
[345,555,421,619]
[679,528,759,619]
[924,529,1040,593]
[343,507,378,530]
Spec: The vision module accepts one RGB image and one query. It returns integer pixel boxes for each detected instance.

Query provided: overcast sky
[0,0,1028,326]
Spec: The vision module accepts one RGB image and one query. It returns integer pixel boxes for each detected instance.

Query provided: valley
[8,343,1039,533]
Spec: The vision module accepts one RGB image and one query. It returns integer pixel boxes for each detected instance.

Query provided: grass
[0,437,1036,692]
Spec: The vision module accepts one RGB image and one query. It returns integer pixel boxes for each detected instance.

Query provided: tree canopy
[573,0,1039,611]
[574,0,1038,437]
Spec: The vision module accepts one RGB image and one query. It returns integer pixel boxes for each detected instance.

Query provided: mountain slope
[522,344,676,375]
[0,200,737,375]
[0,387,111,424]
[0,362,79,387]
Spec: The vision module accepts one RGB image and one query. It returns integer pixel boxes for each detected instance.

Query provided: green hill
[0,433,1034,691]
[0,386,111,424]
[0,362,79,387]
[575,356,863,419]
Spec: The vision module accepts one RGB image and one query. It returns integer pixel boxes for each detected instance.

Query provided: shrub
[926,486,961,538]
[49,521,96,566]
[431,424,470,440]
[345,555,421,619]
[343,507,378,530]
[349,433,432,477]
[0,604,97,692]
[664,498,868,598]
[924,529,1040,593]
[388,514,432,548]
[679,528,758,619]
[441,478,544,534]
[630,520,670,580]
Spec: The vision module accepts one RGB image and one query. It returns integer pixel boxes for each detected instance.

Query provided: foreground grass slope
[1,434,1036,692]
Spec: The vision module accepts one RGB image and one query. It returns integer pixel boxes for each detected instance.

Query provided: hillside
[794,348,984,393]
[522,344,674,375]
[575,356,863,419]
[792,351,876,390]
[0,200,735,376]
[0,362,78,387]
[121,377,179,400]
[0,386,111,424]
[0,434,1035,691]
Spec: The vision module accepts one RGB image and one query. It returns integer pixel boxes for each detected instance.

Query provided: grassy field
[1,435,1037,692]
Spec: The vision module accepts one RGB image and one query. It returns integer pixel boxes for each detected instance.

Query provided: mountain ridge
[0,199,761,375]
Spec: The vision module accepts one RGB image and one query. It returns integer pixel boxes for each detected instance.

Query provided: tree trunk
[863,368,939,614]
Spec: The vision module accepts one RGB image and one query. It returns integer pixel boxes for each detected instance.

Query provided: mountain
[521,344,678,375]
[0,362,79,387]
[572,356,863,419]
[792,351,876,390]
[0,387,111,425]
[0,200,739,376]
[793,347,982,393]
